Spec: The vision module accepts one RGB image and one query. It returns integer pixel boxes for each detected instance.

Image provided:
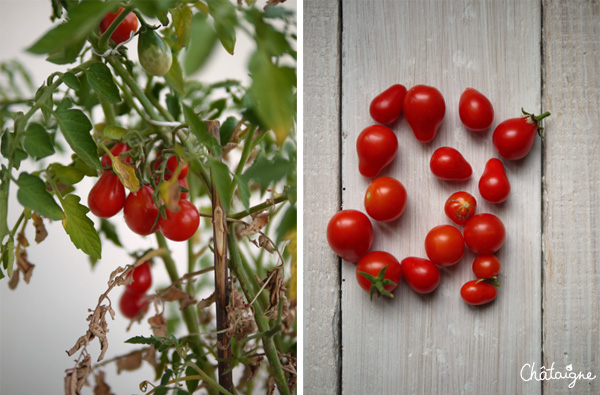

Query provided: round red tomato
[364,177,407,222]
[429,147,472,181]
[460,280,497,305]
[119,289,149,319]
[99,7,139,45]
[403,85,446,143]
[458,88,494,132]
[472,255,501,279]
[463,213,506,254]
[126,261,152,294]
[356,125,398,178]
[369,84,407,125]
[356,251,402,298]
[444,191,476,225]
[479,158,510,203]
[88,171,126,218]
[124,185,159,235]
[159,199,200,242]
[101,142,131,168]
[401,257,440,294]
[492,109,551,160]
[424,225,465,266]
[326,210,373,262]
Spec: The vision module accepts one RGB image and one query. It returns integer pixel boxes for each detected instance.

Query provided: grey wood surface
[303,0,599,394]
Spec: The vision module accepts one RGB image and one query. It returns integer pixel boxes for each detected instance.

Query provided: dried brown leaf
[8,269,19,290]
[226,287,257,341]
[158,178,181,213]
[93,371,114,395]
[116,350,143,374]
[148,313,168,337]
[17,231,29,247]
[262,268,289,321]
[266,375,276,395]
[159,287,188,302]
[238,211,270,237]
[16,249,35,284]
[238,355,264,386]
[142,347,157,369]
[32,212,48,243]
[197,292,216,309]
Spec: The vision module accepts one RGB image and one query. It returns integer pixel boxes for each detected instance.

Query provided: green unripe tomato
[137,29,172,76]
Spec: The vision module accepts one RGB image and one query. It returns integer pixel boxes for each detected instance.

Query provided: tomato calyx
[357,265,397,300]
[475,277,500,287]
[521,108,551,138]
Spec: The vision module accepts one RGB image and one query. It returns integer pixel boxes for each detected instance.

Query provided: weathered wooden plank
[340,1,542,393]
[542,1,600,394]
[303,1,342,392]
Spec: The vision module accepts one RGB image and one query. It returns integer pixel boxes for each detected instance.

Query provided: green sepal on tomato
[356,251,402,299]
[138,28,173,77]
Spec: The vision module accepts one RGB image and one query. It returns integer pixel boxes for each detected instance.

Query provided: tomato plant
[364,176,407,222]
[479,158,510,203]
[472,255,501,280]
[356,251,402,299]
[403,84,446,143]
[458,88,494,131]
[369,84,407,124]
[99,7,139,45]
[327,210,374,262]
[429,146,472,180]
[126,261,152,294]
[492,109,551,160]
[424,225,465,266]
[401,257,440,294]
[356,125,398,178]
[460,280,498,305]
[87,171,126,218]
[464,214,506,254]
[158,199,200,242]
[444,191,477,225]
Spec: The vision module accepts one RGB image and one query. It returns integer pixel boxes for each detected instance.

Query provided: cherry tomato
[460,280,497,305]
[424,225,465,266]
[124,185,160,235]
[326,210,374,262]
[364,177,407,222]
[126,261,152,294]
[472,255,501,279]
[355,251,402,298]
[444,191,477,225]
[99,7,139,45]
[369,84,407,124]
[492,109,551,160]
[464,213,506,254]
[401,257,440,294]
[119,289,149,319]
[356,125,398,178]
[479,158,510,203]
[138,29,173,77]
[159,199,200,242]
[403,84,446,143]
[429,147,472,180]
[88,171,125,218]
[458,88,494,132]
[101,142,131,168]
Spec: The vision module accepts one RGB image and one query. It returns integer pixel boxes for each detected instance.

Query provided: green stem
[146,88,175,122]
[229,194,288,220]
[98,94,116,125]
[114,79,149,122]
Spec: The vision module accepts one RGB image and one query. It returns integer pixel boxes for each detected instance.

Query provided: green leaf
[166,94,181,120]
[246,8,294,58]
[276,205,296,243]
[133,0,175,20]
[103,125,127,140]
[182,105,221,156]
[28,0,119,55]
[54,100,101,169]
[207,0,237,54]
[51,164,85,185]
[2,238,15,279]
[86,62,121,104]
[164,55,185,95]
[46,38,86,65]
[62,72,81,90]
[208,98,226,119]
[184,13,218,75]
[172,5,193,47]
[242,154,294,189]
[99,218,122,247]
[16,173,63,221]
[234,174,250,210]
[61,194,102,259]
[185,365,199,393]
[23,123,54,159]
[220,116,237,145]
[207,157,231,213]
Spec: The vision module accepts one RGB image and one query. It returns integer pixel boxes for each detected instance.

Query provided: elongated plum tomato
[460,280,497,305]
[88,171,125,218]
[99,7,139,45]
[126,261,152,294]
[479,158,510,203]
[492,109,551,160]
[472,255,501,279]
[101,142,131,168]
[429,147,472,180]
[356,125,398,178]
[124,185,159,235]
[158,199,200,242]
[444,191,477,225]
[138,29,172,77]
[458,88,494,132]
[326,210,373,262]
[356,251,402,298]
[364,176,407,222]
[369,84,407,124]
[401,257,440,294]
[119,289,149,319]
[424,225,465,266]
[403,84,446,143]
[463,213,506,254]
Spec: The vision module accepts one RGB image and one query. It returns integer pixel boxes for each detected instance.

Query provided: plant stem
[229,194,288,220]
[97,5,136,51]
[98,94,116,125]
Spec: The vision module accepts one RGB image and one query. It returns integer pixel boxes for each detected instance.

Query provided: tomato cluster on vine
[327,83,550,305]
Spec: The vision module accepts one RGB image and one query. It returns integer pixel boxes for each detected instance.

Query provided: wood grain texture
[542,1,600,394]
[303,0,342,392]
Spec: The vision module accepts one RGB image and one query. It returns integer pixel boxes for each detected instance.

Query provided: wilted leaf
[16,249,35,284]
[148,314,168,337]
[196,292,215,309]
[16,173,63,221]
[32,213,48,243]
[238,210,270,237]
[93,371,114,395]
[116,350,143,374]
[284,229,297,301]
[61,194,102,259]
[158,178,181,212]
[112,157,140,193]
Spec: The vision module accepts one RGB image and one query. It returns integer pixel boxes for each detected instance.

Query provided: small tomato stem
[97,5,136,51]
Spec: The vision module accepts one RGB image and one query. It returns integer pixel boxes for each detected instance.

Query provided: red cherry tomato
[119,289,149,319]
[458,88,494,132]
[429,147,472,180]
[444,191,477,225]
[326,210,374,262]
[154,150,189,181]
[464,213,506,254]
[124,185,160,235]
[424,225,465,266]
[355,251,402,298]
[101,142,131,168]
[126,261,152,294]
[356,125,398,178]
[159,199,200,242]
[492,109,551,160]
[479,158,510,203]
[403,85,446,143]
[460,280,497,305]
[364,177,407,222]
[369,84,407,124]
[472,255,501,279]
[99,7,139,45]
[88,171,125,218]
[401,257,440,294]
